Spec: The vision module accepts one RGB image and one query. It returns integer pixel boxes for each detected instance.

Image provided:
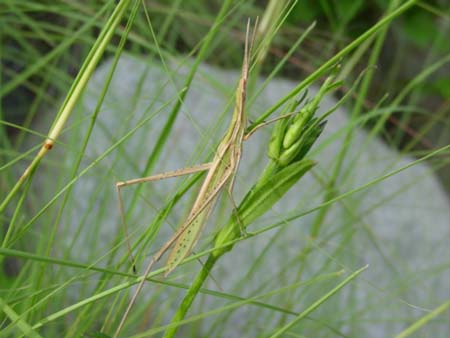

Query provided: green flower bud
[295,120,327,162]
[268,115,290,161]
[279,135,305,166]
[279,118,325,166]
[282,103,315,149]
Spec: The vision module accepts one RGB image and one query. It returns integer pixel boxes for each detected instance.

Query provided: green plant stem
[297,0,407,283]
[161,158,315,338]
[249,0,417,130]
[122,0,236,229]
[267,265,368,338]
[162,255,218,338]
[394,300,450,338]
[0,0,132,219]
[43,2,142,335]
[0,297,43,338]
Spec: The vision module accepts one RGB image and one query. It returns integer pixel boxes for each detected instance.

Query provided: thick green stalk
[162,255,218,338]
[0,0,132,225]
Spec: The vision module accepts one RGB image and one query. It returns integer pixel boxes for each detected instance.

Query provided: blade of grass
[394,300,450,338]
[267,265,368,338]
[250,0,418,130]
[0,297,43,338]
[0,0,133,221]
[130,270,345,337]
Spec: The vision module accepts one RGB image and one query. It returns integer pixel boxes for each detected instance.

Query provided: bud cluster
[268,75,337,166]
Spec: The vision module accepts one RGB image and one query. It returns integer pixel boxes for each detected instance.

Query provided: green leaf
[239,159,316,225]
[213,159,315,256]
